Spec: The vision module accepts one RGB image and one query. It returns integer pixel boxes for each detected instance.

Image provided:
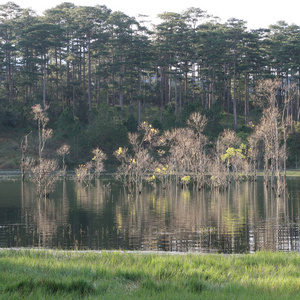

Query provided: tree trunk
[66,43,70,106]
[160,69,164,123]
[174,76,178,119]
[72,63,76,117]
[233,50,237,132]
[119,58,124,110]
[59,50,64,111]
[43,55,47,108]
[87,35,92,111]
[138,68,142,125]
[244,72,249,125]
[55,47,59,103]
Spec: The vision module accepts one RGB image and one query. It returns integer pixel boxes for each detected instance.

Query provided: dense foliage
[0,2,300,168]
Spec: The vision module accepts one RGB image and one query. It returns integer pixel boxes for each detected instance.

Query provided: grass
[255,170,300,177]
[285,170,300,176]
[0,250,300,299]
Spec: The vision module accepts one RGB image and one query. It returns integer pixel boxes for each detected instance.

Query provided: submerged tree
[187,112,209,187]
[20,131,32,181]
[209,130,241,189]
[29,104,63,197]
[92,147,107,178]
[57,143,70,175]
[75,147,107,185]
[114,121,158,191]
[247,129,263,181]
[250,79,294,196]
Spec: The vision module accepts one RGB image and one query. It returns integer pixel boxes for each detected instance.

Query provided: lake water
[0,173,300,253]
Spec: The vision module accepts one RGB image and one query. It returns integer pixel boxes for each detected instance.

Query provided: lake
[0,173,300,253]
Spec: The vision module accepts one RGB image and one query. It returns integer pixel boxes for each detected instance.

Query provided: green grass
[255,170,300,177]
[285,170,300,176]
[1,250,300,299]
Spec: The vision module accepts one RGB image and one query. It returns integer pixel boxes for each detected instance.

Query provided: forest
[0,2,300,176]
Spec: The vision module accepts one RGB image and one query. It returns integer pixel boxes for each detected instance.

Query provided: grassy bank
[1,250,300,299]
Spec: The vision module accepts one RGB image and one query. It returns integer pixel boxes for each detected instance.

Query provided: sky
[5,0,300,29]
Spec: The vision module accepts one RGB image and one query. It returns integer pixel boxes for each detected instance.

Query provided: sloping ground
[0,128,51,170]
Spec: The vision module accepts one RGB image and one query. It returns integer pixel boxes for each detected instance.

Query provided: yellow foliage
[157,149,166,155]
[116,147,123,156]
[181,175,191,182]
[147,175,156,182]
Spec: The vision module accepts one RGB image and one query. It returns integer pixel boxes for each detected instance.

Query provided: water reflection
[20,180,70,248]
[0,177,300,253]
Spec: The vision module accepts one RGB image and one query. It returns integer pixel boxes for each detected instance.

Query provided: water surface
[0,174,300,253]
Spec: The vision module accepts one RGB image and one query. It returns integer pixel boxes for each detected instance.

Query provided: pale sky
[5,0,300,29]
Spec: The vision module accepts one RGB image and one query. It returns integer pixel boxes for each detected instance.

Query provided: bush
[55,108,82,139]
[124,114,138,132]
[87,105,128,156]
[1,105,21,128]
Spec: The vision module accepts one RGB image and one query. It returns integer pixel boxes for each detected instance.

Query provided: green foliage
[221,146,245,162]
[151,118,163,130]
[181,101,204,124]
[1,105,21,128]
[295,122,300,134]
[237,125,253,143]
[180,101,224,138]
[87,105,128,156]
[237,132,248,144]
[53,109,85,166]
[287,130,300,168]
[55,108,82,139]
[124,114,138,132]
[161,102,178,130]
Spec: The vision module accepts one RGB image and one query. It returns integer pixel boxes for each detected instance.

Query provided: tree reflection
[12,178,300,252]
[20,180,69,248]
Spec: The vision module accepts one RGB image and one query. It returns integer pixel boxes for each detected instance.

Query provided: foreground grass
[1,250,300,299]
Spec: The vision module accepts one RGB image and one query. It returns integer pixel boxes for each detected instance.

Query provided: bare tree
[29,104,63,197]
[187,112,209,187]
[75,148,107,185]
[57,143,70,176]
[216,129,241,183]
[92,148,107,178]
[247,129,263,181]
[75,162,93,185]
[251,79,294,196]
[20,132,32,181]
[114,122,158,192]
[159,112,209,188]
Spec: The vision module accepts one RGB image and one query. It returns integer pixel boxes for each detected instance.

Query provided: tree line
[1,2,300,129]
